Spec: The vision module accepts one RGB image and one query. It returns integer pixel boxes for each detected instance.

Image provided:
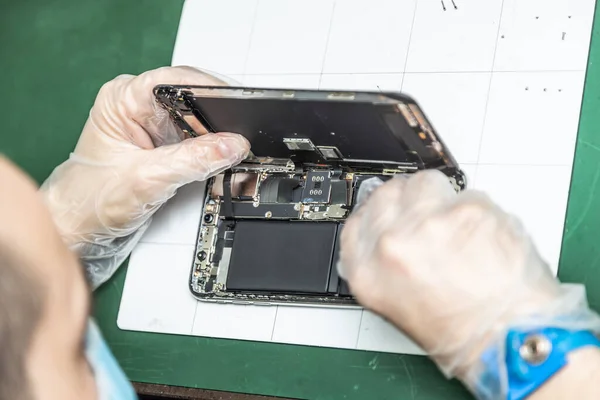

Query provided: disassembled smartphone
[154,85,466,306]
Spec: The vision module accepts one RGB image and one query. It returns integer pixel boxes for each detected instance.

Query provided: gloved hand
[338,170,600,398]
[41,66,250,288]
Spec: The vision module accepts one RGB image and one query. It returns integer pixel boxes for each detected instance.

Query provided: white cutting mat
[117,0,596,355]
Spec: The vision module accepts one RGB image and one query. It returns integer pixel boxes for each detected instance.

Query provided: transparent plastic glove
[41,66,250,288]
[338,170,600,399]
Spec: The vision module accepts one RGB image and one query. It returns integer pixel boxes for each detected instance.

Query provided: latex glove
[338,170,600,398]
[41,66,250,288]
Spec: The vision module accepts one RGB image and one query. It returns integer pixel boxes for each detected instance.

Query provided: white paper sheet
[118,0,595,355]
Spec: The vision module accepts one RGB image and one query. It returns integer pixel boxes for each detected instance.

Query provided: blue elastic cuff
[477,327,600,400]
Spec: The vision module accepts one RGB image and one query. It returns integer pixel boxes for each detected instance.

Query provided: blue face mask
[85,320,138,400]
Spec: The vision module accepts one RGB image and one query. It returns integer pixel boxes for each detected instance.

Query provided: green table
[2,1,600,398]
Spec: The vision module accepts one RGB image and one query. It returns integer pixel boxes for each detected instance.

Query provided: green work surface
[1,0,599,399]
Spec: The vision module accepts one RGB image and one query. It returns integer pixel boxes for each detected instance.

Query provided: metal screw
[265,211,273,218]
[520,334,552,365]
[294,203,301,211]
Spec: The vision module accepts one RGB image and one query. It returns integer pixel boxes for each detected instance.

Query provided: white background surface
[118,0,595,355]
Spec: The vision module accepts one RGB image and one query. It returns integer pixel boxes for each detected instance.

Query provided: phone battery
[226,221,337,293]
